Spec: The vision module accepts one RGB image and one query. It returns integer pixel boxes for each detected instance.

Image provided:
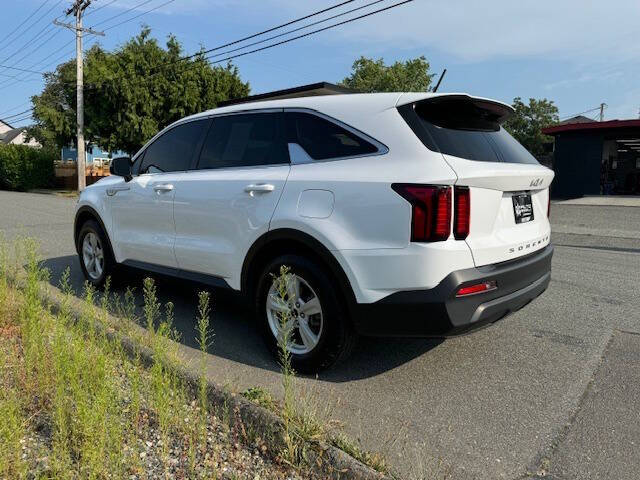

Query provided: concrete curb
[9,272,393,480]
[551,224,640,240]
[552,196,640,207]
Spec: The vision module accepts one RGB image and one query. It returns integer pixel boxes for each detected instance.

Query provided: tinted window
[285,112,378,160]
[399,100,539,165]
[198,113,287,169]
[139,120,206,174]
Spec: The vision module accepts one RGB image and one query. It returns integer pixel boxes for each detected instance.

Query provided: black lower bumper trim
[353,245,553,337]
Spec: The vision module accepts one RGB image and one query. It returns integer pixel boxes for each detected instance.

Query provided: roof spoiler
[398,94,515,128]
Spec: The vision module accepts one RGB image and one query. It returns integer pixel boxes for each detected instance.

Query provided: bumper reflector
[456,280,497,297]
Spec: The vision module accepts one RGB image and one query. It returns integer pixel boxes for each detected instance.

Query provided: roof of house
[0,127,25,144]
[217,81,356,107]
[558,115,597,125]
[542,119,640,135]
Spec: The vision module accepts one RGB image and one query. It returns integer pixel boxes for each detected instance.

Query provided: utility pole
[53,1,104,191]
[599,102,607,122]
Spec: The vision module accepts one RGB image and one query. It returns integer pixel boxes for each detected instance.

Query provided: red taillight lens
[392,184,451,242]
[456,280,497,297]
[454,186,470,240]
[435,187,452,239]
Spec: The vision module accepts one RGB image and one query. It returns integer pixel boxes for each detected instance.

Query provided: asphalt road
[1,190,639,480]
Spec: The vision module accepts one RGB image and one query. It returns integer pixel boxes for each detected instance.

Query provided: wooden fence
[54,163,110,189]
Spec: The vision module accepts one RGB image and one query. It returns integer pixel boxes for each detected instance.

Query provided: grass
[331,433,390,474]
[0,238,302,479]
[0,235,390,478]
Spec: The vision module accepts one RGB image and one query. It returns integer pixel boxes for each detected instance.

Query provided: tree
[504,97,559,157]
[340,56,435,93]
[31,28,250,154]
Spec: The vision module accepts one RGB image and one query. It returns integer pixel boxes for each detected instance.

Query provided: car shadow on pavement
[40,255,442,382]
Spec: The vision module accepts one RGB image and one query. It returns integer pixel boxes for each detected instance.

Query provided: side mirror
[110,157,132,181]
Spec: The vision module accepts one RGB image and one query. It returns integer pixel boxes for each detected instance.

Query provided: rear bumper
[353,244,553,337]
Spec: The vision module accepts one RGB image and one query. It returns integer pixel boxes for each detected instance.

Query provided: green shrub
[0,144,55,191]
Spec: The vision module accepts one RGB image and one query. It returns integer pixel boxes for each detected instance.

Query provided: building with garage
[543,118,640,197]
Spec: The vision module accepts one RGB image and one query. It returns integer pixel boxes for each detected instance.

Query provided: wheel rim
[266,273,323,355]
[82,232,104,281]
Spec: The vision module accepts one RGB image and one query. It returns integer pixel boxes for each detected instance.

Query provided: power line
[0,5,67,79]
[85,0,120,18]
[1,24,57,63]
[3,29,64,72]
[147,0,358,68]
[10,0,368,89]
[2,0,413,118]
[0,37,97,92]
[35,0,412,91]
[0,0,54,46]
[559,106,602,121]
[1,109,33,120]
[0,40,74,88]
[203,0,414,69]
[0,64,47,75]
[0,43,77,90]
[102,0,176,31]
[1,0,368,90]
[0,101,33,117]
[91,0,156,27]
[107,0,414,90]
[205,0,387,62]
[0,0,66,58]
[7,114,35,125]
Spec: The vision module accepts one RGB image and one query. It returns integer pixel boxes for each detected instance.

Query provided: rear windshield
[398,98,539,165]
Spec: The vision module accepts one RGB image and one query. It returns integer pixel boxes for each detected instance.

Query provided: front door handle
[106,186,130,196]
[153,183,174,194]
[244,184,275,196]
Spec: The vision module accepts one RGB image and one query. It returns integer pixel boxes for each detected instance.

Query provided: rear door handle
[244,184,275,196]
[153,183,174,193]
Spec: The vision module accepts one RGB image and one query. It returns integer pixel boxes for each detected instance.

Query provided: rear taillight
[454,186,470,240]
[392,184,451,242]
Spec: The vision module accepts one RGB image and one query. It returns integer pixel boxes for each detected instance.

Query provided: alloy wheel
[82,232,104,281]
[266,273,324,355]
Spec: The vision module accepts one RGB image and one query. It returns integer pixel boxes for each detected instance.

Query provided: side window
[197,113,288,170]
[285,112,378,160]
[139,120,206,174]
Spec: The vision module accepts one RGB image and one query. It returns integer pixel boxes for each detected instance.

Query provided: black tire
[255,254,356,373]
[77,219,117,288]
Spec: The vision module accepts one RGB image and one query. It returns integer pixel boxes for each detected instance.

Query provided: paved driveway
[1,189,639,479]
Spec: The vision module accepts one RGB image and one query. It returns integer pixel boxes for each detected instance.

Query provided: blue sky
[1,0,639,127]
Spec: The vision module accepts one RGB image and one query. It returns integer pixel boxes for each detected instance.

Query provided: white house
[0,118,41,147]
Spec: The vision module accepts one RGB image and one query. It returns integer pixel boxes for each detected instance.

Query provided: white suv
[74,92,554,371]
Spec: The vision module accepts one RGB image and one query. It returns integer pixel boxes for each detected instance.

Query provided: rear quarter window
[285,112,378,160]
